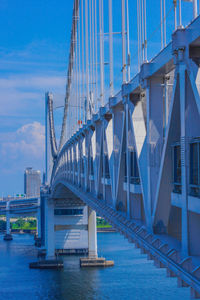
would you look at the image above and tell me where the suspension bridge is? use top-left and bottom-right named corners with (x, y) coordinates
top-left (3, 0), bottom-right (200, 297)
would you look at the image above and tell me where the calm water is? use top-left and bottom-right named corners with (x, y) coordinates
top-left (0, 233), bottom-right (190, 300)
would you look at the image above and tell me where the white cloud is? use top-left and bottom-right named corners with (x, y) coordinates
top-left (0, 41), bottom-right (67, 119)
top-left (0, 40), bottom-right (67, 195)
top-left (0, 122), bottom-right (45, 174)
top-left (0, 75), bottom-right (66, 90)
top-left (0, 74), bottom-right (65, 117)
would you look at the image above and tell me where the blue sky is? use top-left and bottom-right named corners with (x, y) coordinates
top-left (0, 0), bottom-right (73, 196)
top-left (0, 0), bottom-right (194, 196)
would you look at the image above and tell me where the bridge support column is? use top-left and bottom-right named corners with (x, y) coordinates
top-left (4, 208), bottom-right (13, 241)
top-left (80, 207), bottom-right (114, 267)
top-left (45, 199), bottom-right (55, 259)
top-left (6, 211), bottom-right (10, 235)
top-left (35, 201), bottom-right (42, 247)
top-left (37, 207), bottom-right (41, 239)
top-left (88, 208), bottom-right (97, 258)
top-left (29, 194), bottom-right (63, 269)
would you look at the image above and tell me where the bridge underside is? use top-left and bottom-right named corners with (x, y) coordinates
top-left (50, 177), bottom-right (200, 296)
top-left (42, 183), bottom-right (98, 258)
top-left (51, 183), bottom-right (88, 254)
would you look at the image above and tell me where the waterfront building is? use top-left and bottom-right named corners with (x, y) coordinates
top-left (24, 168), bottom-right (41, 197)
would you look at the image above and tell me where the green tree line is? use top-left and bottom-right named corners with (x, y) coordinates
top-left (0, 217), bottom-right (110, 231)
top-left (96, 217), bottom-right (112, 228)
top-left (0, 218), bottom-right (36, 231)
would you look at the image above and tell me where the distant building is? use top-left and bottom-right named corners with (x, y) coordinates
top-left (24, 167), bottom-right (41, 197)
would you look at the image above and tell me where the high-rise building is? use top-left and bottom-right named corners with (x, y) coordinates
top-left (24, 167), bottom-right (41, 197)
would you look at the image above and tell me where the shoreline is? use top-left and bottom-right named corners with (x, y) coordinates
top-left (97, 227), bottom-right (116, 233)
top-left (0, 227), bottom-right (116, 235)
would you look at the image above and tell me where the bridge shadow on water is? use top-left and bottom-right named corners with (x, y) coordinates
top-left (0, 233), bottom-right (190, 300)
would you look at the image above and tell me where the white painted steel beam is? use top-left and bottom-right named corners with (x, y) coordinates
top-left (179, 62), bottom-right (189, 256)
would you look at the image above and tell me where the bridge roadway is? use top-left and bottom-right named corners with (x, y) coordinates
top-left (0, 197), bottom-right (39, 213)
top-left (0, 197), bottom-right (41, 240)
top-left (44, 10), bottom-right (200, 299)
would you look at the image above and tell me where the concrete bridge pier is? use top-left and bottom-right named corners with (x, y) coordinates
top-left (45, 198), bottom-right (55, 260)
top-left (88, 208), bottom-right (97, 258)
top-left (80, 207), bottom-right (114, 267)
top-left (36, 200), bottom-right (41, 239)
top-left (4, 203), bottom-right (13, 241)
top-left (35, 200), bottom-right (42, 247)
top-left (30, 197), bottom-right (63, 269)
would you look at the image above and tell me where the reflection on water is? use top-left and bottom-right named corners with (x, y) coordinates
top-left (0, 233), bottom-right (190, 300)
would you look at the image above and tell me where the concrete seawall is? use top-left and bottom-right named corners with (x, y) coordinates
top-left (97, 227), bottom-right (116, 233)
